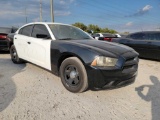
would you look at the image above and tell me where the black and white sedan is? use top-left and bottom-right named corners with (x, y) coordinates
top-left (8, 22), bottom-right (139, 93)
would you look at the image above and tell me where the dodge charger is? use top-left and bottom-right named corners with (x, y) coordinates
top-left (8, 22), bottom-right (139, 93)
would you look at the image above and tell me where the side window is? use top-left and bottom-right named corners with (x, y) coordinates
top-left (21, 25), bottom-right (33, 36)
top-left (146, 33), bottom-right (160, 41)
top-left (95, 34), bottom-right (100, 37)
top-left (31, 24), bottom-right (50, 38)
top-left (130, 33), bottom-right (145, 40)
top-left (155, 33), bottom-right (160, 41)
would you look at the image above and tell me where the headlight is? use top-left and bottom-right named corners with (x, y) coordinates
top-left (91, 56), bottom-right (118, 67)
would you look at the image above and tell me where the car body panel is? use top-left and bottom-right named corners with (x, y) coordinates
top-left (112, 31), bottom-right (160, 60)
top-left (50, 39), bottom-right (139, 88)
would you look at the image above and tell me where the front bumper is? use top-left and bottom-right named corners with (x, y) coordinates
top-left (86, 63), bottom-right (138, 89)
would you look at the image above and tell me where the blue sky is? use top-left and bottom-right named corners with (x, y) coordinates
top-left (0, 0), bottom-right (160, 33)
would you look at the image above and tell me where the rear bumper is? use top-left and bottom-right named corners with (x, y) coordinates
top-left (86, 64), bottom-right (138, 89)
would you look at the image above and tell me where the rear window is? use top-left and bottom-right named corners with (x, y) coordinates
top-left (0, 28), bottom-right (11, 34)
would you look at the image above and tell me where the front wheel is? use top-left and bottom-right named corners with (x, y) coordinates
top-left (10, 45), bottom-right (24, 64)
top-left (60, 57), bottom-right (88, 93)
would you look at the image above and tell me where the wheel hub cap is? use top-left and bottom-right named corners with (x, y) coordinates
top-left (13, 52), bottom-right (16, 57)
top-left (70, 71), bottom-right (77, 79)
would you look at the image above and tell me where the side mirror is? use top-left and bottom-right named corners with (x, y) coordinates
top-left (36, 34), bottom-right (51, 39)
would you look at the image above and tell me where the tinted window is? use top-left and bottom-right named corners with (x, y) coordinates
top-left (92, 34), bottom-right (100, 37)
top-left (11, 28), bottom-right (18, 33)
top-left (32, 24), bottom-right (50, 38)
top-left (95, 34), bottom-right (100, 37)
top-left (130, 33), bottom-right (145, 40)
top-left (21, 25), bottom-right (33, 36)
top-left (146, 33), bottom-right (160, 41)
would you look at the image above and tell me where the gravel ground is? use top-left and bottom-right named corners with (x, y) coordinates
top-left (0, 53), bottom-right (160, 120)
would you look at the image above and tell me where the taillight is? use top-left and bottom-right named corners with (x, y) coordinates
top-left (0, 35), bottom-right (7, 39)
top-left (104, 37), bottom-right (112, 42)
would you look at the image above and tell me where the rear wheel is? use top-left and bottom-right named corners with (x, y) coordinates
top-left (60, 57), bottom-right (88, 93)
top-left (10, 45), bottom-right (24, 64)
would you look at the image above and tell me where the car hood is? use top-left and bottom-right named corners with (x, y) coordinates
top-left (67, 40), bottom-right (135, 56)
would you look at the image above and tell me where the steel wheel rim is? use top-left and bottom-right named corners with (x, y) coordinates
top-left (64, 65), bottom-right (80, 86)
top-left (11, 48), bottom-right (17, 60)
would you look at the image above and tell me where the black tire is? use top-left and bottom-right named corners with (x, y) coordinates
top-left (60, 57), bottom-right (88, 93)
top-left (10, 45), bottom-right (24, 64)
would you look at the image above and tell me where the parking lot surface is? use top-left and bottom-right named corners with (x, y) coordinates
top-left (0, 53), bottom-right (160, 120)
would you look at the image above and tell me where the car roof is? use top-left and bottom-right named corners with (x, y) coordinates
top-left (130, 31), bottom-right (160, 35)
top-left (20, 22), bottom-right (72, 28)
top-left (18, 22), bottom-right (75, 32)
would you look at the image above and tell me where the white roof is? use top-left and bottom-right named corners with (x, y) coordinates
top-left (18, 22), bottom-right (73, 30)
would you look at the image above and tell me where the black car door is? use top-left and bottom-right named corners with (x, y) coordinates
top-left (145, 33), bottom-right (160, 60)
top-left (119, 33), bottom-right (151, 58)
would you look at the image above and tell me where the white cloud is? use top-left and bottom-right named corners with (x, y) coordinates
top-left (59, 0), bottom-right (75, 5)
top-left (142, 5), bottom-right (152, 12)
top-left (125, 22), bottom-right (133, 27)
top-left (55, 11), bottom-right (71, 16)
top-left (125, 5), bottom-right (152, 17)
top-left (59, 0), bottom-right (66, 5)
top-left (33, 17), bottom-right (39, 22)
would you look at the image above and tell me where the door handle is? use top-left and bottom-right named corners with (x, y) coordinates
top-left (15, 37), bottom-right (17, 39)
top-left (147, 42), bottom-right (151, 44)
top-left (27, 42), bottom-right (31, 44)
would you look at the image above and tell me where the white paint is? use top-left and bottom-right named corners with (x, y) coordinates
top-left (14, 22), bottom-right (57, 71)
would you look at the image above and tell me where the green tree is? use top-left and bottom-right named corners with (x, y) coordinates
top-left (108, 29), bottom-right (117, 34)
top-left (87, 24), bottom-right (101, 33)
top-left (72, 22), bottom-right (87, 31)
top-left (72, 22), bottom-right (118, 34)
top-left (100, 28), bottom-right (109, 33)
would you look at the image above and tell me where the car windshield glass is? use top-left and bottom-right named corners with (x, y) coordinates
top-left (102, 33), bottom-right (115, 37)
top-left (48, 24), bottom-right (93, 40)
top-left (0, 28), bottom-right (11, 33)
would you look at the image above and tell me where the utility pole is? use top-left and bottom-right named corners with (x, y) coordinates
top-left (40, 0), bottom-right (42, 22)
top-left (25, 7), bottom-right (28, 23)
top-left (50, 0), bottom-right (54, 22)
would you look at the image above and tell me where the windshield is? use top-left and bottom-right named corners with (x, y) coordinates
top-left (48, 24), bottom-right (93, 40)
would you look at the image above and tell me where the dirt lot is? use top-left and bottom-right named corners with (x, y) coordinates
top-left (0, 53), bottom-right (160, 120)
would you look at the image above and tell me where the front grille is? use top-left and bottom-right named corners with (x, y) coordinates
top-left (123, 57), bottom-right (138, 69)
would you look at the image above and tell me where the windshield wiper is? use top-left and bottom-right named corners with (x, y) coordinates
top-left (82, 38), bottom-right (91, 39)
